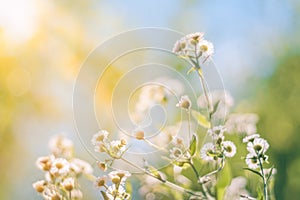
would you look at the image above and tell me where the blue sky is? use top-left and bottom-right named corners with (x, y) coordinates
top-left (96, 0), bottom-right (294, 98)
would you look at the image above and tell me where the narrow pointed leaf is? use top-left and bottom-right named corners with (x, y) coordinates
top-left (243, 167), bottom-right (263, 178)
top-left (149, 166), bottom-right (165, 182)
top-left (266, 166), bottom-right (275, 183)
top-left (192, 110), bottom-right (210, 128)
top-left (187, 67), bottom-right (196, 75)
top-left (189, 134), bottom-right (197, 156)
top-left (212, 100), bottom-right (221, 115)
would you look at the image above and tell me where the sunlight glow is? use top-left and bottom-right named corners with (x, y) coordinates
top-left (0, 0), bottom-right (38, 43)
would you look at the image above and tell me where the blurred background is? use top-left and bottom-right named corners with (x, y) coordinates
top-left (0, 0), bottom-right (299, 199)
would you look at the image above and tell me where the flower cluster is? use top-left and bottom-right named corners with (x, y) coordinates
top-left (33, 32), bottom-right (276, 200)
top-left (33, 135), bottom-right (93, 200)
top-left (169, 137), bottom-right (191, 164)
top-left (94, 170), bottom-right (131, 200)
top-left (200, 126), bottom-right (237, 161)
top-left (91, 130), bottom-right (127, 159)
top-left (172, 32), bottom-right (214, 63)
top-left (244, 134), bottom-right (269, 169)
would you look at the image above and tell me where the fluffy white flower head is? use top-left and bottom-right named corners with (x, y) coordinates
top-left (176, 95), bottom-right (192, 110)
top-left (200, 143), bottom-right (215, 161)
top-left (243, 134), bottom-right (260, 143)
top-left (247, 137), bottom-right (269, 155)
top-left (50, 158), bottom-right (70, 176)
top-left (222, 141), bottom-right (237, 158)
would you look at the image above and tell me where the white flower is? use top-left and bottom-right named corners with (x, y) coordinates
top-left (247, 137), bottom-right (269, 155)
top-left (186, 32), bottom-right (204, 44)
top-left (200, 143), bottom-right (215, 161)
top-left (222, 141), bottom-right (236, 158)
top-left (62, 177), bottom-right (75, 191)
top-left (225, 113), bottom-right (259, 135)
top-left (43, 188), bottom-right (62, 200)
top-left (91, 130), bottom-right (109, 145)
top-left (172, 32), bottom-right (205, 57)
top-left (50, 158), bottom-right (70, 176)
top-left (70, 158), bottom-right (93, 175)
top-left (36, 155), bottom-right (55, 171)
top-left (243, 134), bottom-right (260, 143)
top-left (176, 95), bottom-right (192, 110)
top-left (94, 176), bottom-right (107, 188)
top-left (245, 153), bottom-right (259, 169)
top-left (169, 147), bottom-right (184, 160)
top-left (49, 135), bottom-right (74, 158)
top-left (109, 170), bottom-right (131, 185)
top-left (106, 185), bottom-right (130, 200)
top-left (207, 125), bottom-right (226, 138)
top-left (198, 39), bottom-right (214, 58)
top-left (32, 180), bottom-right (47, 193)
top-left (109, 140), bottom-right (127, 158)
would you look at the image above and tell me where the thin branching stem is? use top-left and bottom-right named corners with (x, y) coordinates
top-left (143, 139), bottom-right (168, 152)
top-left (120, 157), bottom-right (203, 197)
top-left (257, 152), bottom-right (268, 200)
top-left (187, 109), bottom-right (192, 141)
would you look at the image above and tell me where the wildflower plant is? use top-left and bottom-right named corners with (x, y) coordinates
top-left (34, 30), bottom-right (276, 199)
top-left (33, 135), bottom-right (93, 200)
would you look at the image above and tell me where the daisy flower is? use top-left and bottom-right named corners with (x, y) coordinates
top-left (200, 143), bottom-right (215, 161)
top-left (91, 130), bottom-right (109, 145)
top-left (222, 141), bottom-right (237, 158)
top-left (176, 95), bottom-right (192, 110)
top-left (243, 134), bottom-right (260, 143)
top-left (50, 158), bottom-right (70, 176)
top-left (247, 137), bottom-right (269, 155)
top-left (94, 176), bottom-right (107, 188)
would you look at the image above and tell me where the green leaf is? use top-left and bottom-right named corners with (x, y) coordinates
top-left (149, 166), bottom-right (165, 182)
top-left (192, 110), bottom-right (210, 128)
top-left (187, 67), bottom-right (197, 75)
top-left (243, 168), bottom-right (263, 178)
top-left (266, 166), bottom-right (275, 183)
top-left (211, 100), bottom-right (221, 116)
top-left (216, 161), bottom-right (232, 200)
top-left (189, 134), bottom-right (197, 156)
top-left (256, 186), bottom-right (264, 200)
top-left (174, 161), bottom-right (187, 167)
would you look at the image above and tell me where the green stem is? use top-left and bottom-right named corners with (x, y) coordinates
top-left (120, 158), bottom-right (202, 197)
top-left (188, 160), bottom-right (200, 180)
top-left (187, 109), bottom-right (192, 141)
top-left (143, 139), bottom-right (168, 152)
top-left (258, 154), bottom-right (268, 200)
top-left (196, 69), bottom-right (213, 119)
top-left (201, 157), bottom-right (225, 179)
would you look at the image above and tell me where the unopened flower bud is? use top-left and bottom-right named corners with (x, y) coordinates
top-left (135, 130), bottom-right (144, 140)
